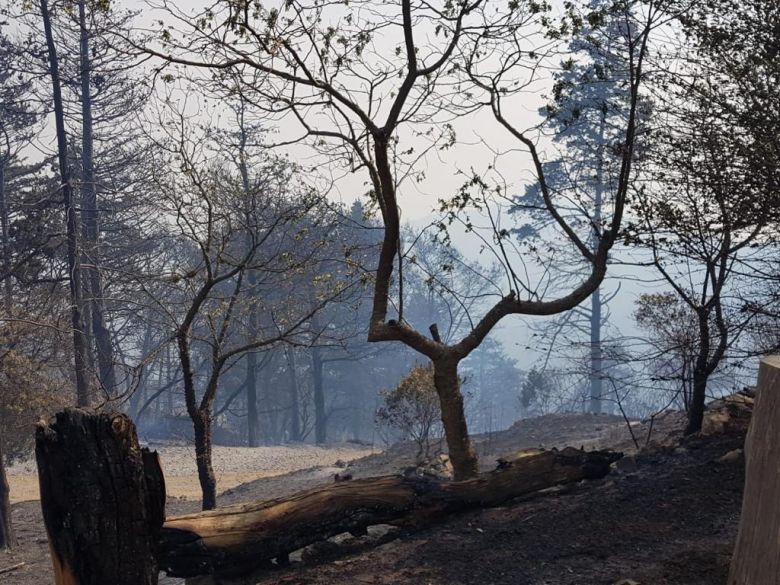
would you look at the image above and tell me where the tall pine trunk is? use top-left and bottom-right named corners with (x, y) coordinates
top-left (286, 347), bottom-right (301, 441)
top-left (312, 346), bottom-right (326, 444)
top-left (246, 349), bottom-right (259, 446)
top-left (589, 106), bottom-right (607, 415)
top-left (41, 0), bottom-right (91, 406)
top-left (589, 286), bottom-right (603, 414)
top-left (0, 162), bottom-right (11, 310)
top-left (78, 0), bottom-right (116, 396)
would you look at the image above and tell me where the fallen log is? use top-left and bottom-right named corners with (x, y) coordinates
top-left (160, 447), bottom-right (621, 578)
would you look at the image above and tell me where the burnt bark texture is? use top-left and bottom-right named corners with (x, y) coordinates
top-left (35, 409), bottom-right (165, 585)
top-left (159, 447), bottom-right (620, 579)
top-left (728, 356), bottom-right (780, 585)
top-left (0, 432), bottom-right (15, 549)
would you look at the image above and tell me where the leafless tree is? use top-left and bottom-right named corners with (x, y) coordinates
top-left (134, 0), bottom-right (664, 478)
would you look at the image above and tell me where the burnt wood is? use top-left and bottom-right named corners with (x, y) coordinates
top-left (36, 409), bottom-right (165, 585)
top-left (160, 447), bottom-right (620, 578)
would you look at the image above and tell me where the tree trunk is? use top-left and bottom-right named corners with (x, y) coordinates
top-left (0, 161), bottom-right (12, 311)
top-left (40, 0), bottom-right (91, 406)
top-left (193, 411), bottom-right (217, 511)
top-left (589, 285), bottom-right (603, 414)
top-left (432, 357), bottom-right (478, 480)
top-left (159, 446), bottom-right (620, 579)
top-left (237, 112), bottom-right (259, 447)
top-left (286, 346), bottom-right (301, 442)
top-left (728, 356), bottom-right (780, 585)
top-left (312, 346), bottom-right (326, 444)
top-left (685, 374), bottom-right (708, 435)
top-left (35, 409), bottom-right (165, 585)
top-left (0, 432), bottom-right (15, 550)
top-left (685, 311), bottom-right (711, 435)
top-left (589, 104), bottom-right (606, 415)
top-left (246, 350), bottom-right (259, 447)
top-left (129, 316), bottom-right (155, 418)
top-left (78, 0), bottom-right (116, 396)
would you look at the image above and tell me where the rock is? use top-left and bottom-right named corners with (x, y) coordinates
top-left (702, 392), bottom-right (754, 436)
top-left (614, 455), bottom-right (637, 472)
top-left (614, 580), bottom-right (641, 585)
top-left (718, 449), bottom-right (744, 464)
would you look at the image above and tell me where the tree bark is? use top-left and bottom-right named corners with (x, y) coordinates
top-left (685, 311), bottom-right (711, 435)
top-left (685, 374), bottom-right (708, 435)
top-left (286, 346), bottom-right (301, 442)
top-left (193, 411), bottom-right (217, 511)
top-left (0, 162), bottom-right (12, 311)
top-left (589, 102), bottom-right (607, 416)
top-left (589, 285), bottom-right (603, 414)
top-left (35, 409), bottom-right (165, 585)
top-left (0, 432), bottom-right (15, 550)
top-left (237, 106), bottom-right (260, 448)
top-left (159, 446), bottom-right (620, 579)
top-left (312, 346), bottom-right (326, 444)
top-left (432, 357), bottom-right (478, 480)
top-left (40, 0), bottom-right (91, 406)
top-left (728, 356), bottom-right (780, 585)
top-left (78, 0), bottom-right (116, 396)
top-left (246, 350), bottom-right (259, 447)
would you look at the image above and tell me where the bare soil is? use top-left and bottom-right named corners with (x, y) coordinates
top-left (0, 404), bottom-right (748, 585)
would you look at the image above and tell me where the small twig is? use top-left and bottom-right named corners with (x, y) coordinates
top-left (609, 378), bottom-right (639, 450)
top-left (0, 562), bottom-right (26, 575)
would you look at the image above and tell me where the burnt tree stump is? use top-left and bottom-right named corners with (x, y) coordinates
top-left (35, 409), bottom-right (165, 585)
top-left (729, 356), bottom-right (780, 585)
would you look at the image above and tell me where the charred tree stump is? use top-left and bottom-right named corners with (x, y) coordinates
top-left (729, 356), bottom-right (780, 585)
top-left (160, 447), bottom-right (620, 578)
top-left (35, 409), bottom-right (165, 585)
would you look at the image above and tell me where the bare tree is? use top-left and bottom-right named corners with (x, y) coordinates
top-left (142, 92), bottom-right (349, 508)
top-left (137, 0), bottom-right (661, 478)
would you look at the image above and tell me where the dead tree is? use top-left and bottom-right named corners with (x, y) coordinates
top-left (35, 409), bottom-right (165, 585)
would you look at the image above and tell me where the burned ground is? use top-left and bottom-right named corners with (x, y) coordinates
top-left (0, 403), bottom-right (747, 585)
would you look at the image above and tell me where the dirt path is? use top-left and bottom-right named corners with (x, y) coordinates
top-left (6, 442), bottom-right (375, 502)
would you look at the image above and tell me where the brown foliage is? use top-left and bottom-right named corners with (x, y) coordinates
top-left (376, 364), bottom-right (443, 462)
top-left (0, 347), bottom-right (68, 462)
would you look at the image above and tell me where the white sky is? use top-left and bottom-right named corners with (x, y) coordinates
top-left (18, 0), bottom-right (676, 375)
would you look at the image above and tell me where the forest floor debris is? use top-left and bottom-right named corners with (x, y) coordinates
top-left (2, 394), bottom-right (750, 584)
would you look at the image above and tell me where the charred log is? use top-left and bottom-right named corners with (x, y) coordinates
top-left (160, 447), bottom-right (620, 578)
